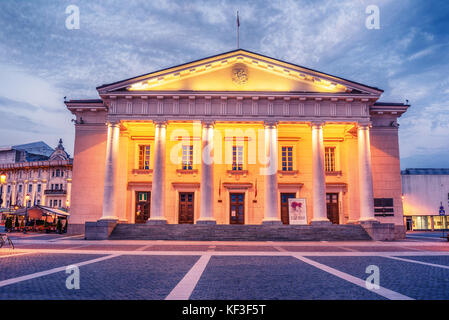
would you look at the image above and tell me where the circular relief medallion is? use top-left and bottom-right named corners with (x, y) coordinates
top-left (232, 64), bottom-right (248, 85)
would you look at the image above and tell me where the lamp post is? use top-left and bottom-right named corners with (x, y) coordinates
top-left (0, 172), bottom-right (6, 208)
top-left (23, 194), bottom-right (30, 234)
top-left (66, 199), bottom-right (70, 211)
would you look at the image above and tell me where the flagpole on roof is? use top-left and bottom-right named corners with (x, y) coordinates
top-left (237, 11), bottom-right (240, 49)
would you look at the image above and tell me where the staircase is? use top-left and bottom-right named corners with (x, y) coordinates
top-left (109, 224), bottom-right (372, 241)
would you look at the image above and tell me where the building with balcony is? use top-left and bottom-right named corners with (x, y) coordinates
top-left (0, 139), bottom-right (73, 211)
top-left (65, 49), bottom-right (409, 238)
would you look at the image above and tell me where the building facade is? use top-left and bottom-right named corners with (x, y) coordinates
top-left (402, 168), bottom-right (449, 231)
top-left (0, 139), bottom-right (73, 210)
top-left (65, 50), bottom-right (408, 236)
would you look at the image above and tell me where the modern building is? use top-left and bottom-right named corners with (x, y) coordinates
top-left (0, 139), bottom-right (73, 211)
top-left (0, 141), bottom-right (54, 165)
top-left (65, 49), bottom-right (409, 237)
top-left (402, 168), bottom-right (449, 231)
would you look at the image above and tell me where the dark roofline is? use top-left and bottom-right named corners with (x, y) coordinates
top-left (66, 99), bottom-right (103, 104)
top-left (401, 168), bottom-right (449, 175)
top-left (374, 102), bottom-right (410, 107)
top-left (96, 48), bottom-right (384, 93)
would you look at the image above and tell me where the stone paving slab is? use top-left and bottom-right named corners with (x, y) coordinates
top-left (0, 255), bottom-right (199, 300)
top-left (190, 256), bottom-right (383, 300)
top-left (344, 246), bottom-right (419, 252)
top-left (281, 246), bottom-right (348, 252)
top-left (0, 253), bottom-right (106, 282)
top-left (13, 244), bottom-right (79, 250)
top-left (399, 255), bottom-right (449, 266)
top-left (214, 245), bottom-right (279, 252)
top-left (146, 245), bottom-right (211, 251)
top-left (307, 256), bottom-right (449, 300)
top-left (73, 244), bottom-right (143, 251)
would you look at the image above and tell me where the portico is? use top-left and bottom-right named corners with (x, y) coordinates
top-left (65, 49), bottom-right (408, 238)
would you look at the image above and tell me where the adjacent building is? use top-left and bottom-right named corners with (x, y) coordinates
top-left (65, 49), bottom-right (409, 237)
top-left (0, 139), bottom-right (73, 211)
top-left (402, 168), bottom-right (449, 231)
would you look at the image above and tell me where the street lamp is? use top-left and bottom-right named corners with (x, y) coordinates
top-left (0, 172), bottom-right (6, 208)
top-left (24, 194), bottom-right (30, 234)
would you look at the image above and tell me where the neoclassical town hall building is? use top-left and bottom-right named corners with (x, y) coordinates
top-left (65, 50), bottom-right (408, 237)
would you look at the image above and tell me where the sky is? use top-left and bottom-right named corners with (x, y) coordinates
top-left (0, 0), bottom-right (448, 169)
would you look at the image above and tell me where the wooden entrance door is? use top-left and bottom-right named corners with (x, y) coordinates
top-left (135, 191), bottom-right (150, 223)
top-left (326, 193), bottom-right (339, 224)
top-left (179, 192), bottom-right (194, 224)
top-left (230, 193), bottom-right (245, 224)
top-left (280, 193), bottom-right (296, 225)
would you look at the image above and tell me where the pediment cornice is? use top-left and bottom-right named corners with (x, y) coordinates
top-left (97, 49), bottom-right (383, 96)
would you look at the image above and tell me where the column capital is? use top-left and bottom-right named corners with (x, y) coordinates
top-left (106, 121), bottom-right (120, 127)
top-left (264, 120), bottom-right (278, 128)
top-left (357, 122), bottom-right (372, 130)
top-left (310, 121), bottom-right (325, 129)
top-left (153, 120), bottom-right (167, 128)
top-left (202, 120), bottom-right (215, 128)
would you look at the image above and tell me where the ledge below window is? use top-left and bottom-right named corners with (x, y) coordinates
top-left (325, 171), bottom-right (342, 176)
top-left (176, 169), bottom-right (198, 175)
top-left (132, 169), bottom-right (153, 175)
top-left (227, 170), bottom-right (248, 176)
top-left (278, 170), bottom-right (299, 176)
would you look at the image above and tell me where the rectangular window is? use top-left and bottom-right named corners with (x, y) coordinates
top-left (59, 200), bottom-right (62, 207)
top-left (18, 185), bottom-right (22, 193)
top-left (37, 199), bottom-right (40, 205)
top-left (28, 184), bottom-right (32, 193)
top-left (37, 184), bottom-right (41, 193)
top-left (182, 145), bottom-right (193, 170)
top-left (325, 147), bottom-right (336, 172)
top-left (7, 185), bottom-right (11, 193)
top-left (50, 200), bottom-right (52, 207)
top-left (281, 146), bottom-right (293, 171)
top-left (232, 146), bottom-right (243, 171)
top-left (138, 145), bottom-right (151, 170)
top-left (374, 198), bottom-right (394, 216)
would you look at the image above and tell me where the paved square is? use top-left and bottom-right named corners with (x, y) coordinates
top-left (1, 232), bottom-right (449, 300)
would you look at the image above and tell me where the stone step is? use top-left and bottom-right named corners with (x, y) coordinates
top-left (109, 224), bottom-right (372, 241)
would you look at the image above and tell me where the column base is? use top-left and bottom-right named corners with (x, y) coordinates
top-left (359, 218), bottom-right (378, 224)
top-left (146, 219), bottom-right (167, 225)
top-left (98, 217), bottom-right (119, 222)
top-left (262, 219), bottom-right (282, 225)
top-left (196, 219), bottom-right (217, 225)
top-left (310, 220), bottom-right (332, 226)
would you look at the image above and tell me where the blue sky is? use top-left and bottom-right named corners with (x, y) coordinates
top-left (0, 0), bottom-right (448, 168)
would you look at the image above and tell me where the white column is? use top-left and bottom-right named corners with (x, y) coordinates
top-left (99, 121), bottom-right (120, 221)
top-left (0, 184), bottom-right (5, 208)
top-left (66, 178), bottom-right (72, 210)
top-left (148, 121), bottom-right (167, 224)
top-left (197, 121), bottom-right (216, 224)
top-left (263, 122), bottom-right (282, 224)
top-left (358, 123), bottom-right (376, 222)
top-left (311, 122), bottom-right (330, 224)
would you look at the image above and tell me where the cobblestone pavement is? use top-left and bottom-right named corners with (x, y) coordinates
top-left (1, 232), bottom-right (449, 300)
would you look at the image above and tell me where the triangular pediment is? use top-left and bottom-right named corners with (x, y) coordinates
top-left (97, 49), bottom-right (382, 95)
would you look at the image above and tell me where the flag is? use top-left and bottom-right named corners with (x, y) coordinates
top-left (237, 11), bottom-right (240, 27)
top-left (218, 178), bottom-right (221, 197)
top-left (254, 178), bottom-right (257, 198)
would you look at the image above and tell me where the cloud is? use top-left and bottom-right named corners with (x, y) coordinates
top-left (0, 0), bottom-right (448, 167)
